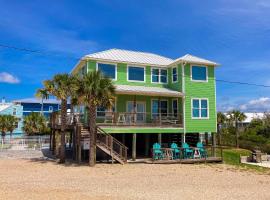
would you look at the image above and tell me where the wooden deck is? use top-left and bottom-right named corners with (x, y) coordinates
top-left (145, 157), bottom-right (223, 164)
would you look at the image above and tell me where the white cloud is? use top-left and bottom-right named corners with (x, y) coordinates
top-left (239, 97), bottom-right (270, 112)
top-left (0, 72), bottom-right (20, 84)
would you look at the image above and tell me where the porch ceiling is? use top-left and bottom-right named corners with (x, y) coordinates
top-left (115, 85), bottom-right (184, 97)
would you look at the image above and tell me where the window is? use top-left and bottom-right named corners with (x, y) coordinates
top-left (128, 66), bottom-right (145, 82)
top-left (172, 67), bottom-right (178, 82)
top-left (151, 99), bottom-right (168, 118)
top-left (151, 68), bottom-right (168, 83)
top-left (49, 106), bottom-right (53, 112)
top-left (13, 108), bottom-right (16, 115)
top-left (96, 101), bottom-right (116, 118)
top-left (191, 66), bottom-right (207, 82)
top-left (172, 99), bottom-right (178, 117)
top-left (192, 98), bottom-right (208, 118)
top-left (97, 63), bottom-right (117, 80)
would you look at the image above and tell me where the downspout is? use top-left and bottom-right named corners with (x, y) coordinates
top-left (182, 62), bottom-right (186, 143)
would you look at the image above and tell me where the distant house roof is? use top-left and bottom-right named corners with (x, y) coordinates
top-left (242, 112), bottom-right (264, 123)
top-left (13, 98), bottom-right (61, 104)
top-left (115, 85), bottom-right (183, 97)
top-left (83, 49), bottom-right (174, 67)
top-left (0, 103), bottom-right (12, 112)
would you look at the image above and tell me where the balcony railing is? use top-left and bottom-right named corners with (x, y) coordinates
top-left (50, 111), bottom-right (183, 128)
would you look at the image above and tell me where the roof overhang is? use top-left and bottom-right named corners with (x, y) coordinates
top-left (115, 85), bottom-right (184, 97)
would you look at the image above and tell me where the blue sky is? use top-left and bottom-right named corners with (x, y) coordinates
top-left (1, 0), bottom-right (270, 112)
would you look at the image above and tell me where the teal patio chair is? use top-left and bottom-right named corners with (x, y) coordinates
top-left (152, 143), bottom-right (163, 160)
top-left (170, 143), bottom-right (180, 159)
top-left (182, 143), bottom-right (193, 159)
top-left (197, 142), bottom-right (207, 158)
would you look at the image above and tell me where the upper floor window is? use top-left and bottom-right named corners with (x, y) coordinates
top-left (151, 68), bottom-right (167, 83)
top-left (97, 63), bottom-right (117, 80)
top-left (13, 108), bottom-right (16, 115)
top-left (128, 66), bottom-right (145, 82)
top-left (192, 98), bottom-right (208, 119)
top-left (191, 66), bottom-right (207, 82)
top-left (172, 67), bottom-right (178, 82)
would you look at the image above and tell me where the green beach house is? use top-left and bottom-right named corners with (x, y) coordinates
top-left (70, 49), bottom-right (219, 160)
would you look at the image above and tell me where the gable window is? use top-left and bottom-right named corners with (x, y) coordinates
top-left (128, 66), bottom-right (145, 82)
top-left (151, 99), bottom-right (168, 118)
top-left (97, 63), bottom-right (117, 80)
top-left (172, 67), bottom-right (178, 82)
top-left (191, 66), bottom-right (207, 82)
top-left (192, 98), bottom-right (208, 119)
top-left (151, 68), bottom-right (168, 83)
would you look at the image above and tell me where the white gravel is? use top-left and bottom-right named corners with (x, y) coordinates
top-left (0, 159), bottom-right (269, 200)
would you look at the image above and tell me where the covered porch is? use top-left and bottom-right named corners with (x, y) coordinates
top-left (95, 84), bottom-right (184, 129)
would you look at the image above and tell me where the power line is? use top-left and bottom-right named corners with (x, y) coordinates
top-left (1, 43), bottom-right (270, 88)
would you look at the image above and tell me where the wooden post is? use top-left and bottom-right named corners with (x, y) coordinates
top-left (77, 125), bottom-right (81, 163)
top-left (181, 133), bottom-right (185, 144)
top-left (158, 97), bottom-right (161, 126)
top-left (122, 134), bottom-right (125, 144)
top-left (132, 133), bottom-right (137, 161)
top-left (72, 127), bottom-right (76, 160)
top-left (205, 132), bottom-right (209, 145)
top-left (212, 132), bottom-right (216, 157)
top-left (52, 130), bottom-right (56, 155)
top-left (49, 130), bottom-right (52, 151)
top-left (158, 133), bottom-right (162, 144)
top-left (145, 134), bottom-right (150, 156)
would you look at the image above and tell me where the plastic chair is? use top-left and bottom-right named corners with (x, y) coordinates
top-left (153, 143), bottom-right (163, 160)
top-left (170, 143), bottom-right (180, 159)
top-left (197, 142), bottom-right (207, 158)
top-left (182, 143), bottom-right (193, 159)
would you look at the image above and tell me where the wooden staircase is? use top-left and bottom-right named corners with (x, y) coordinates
top-left (79, 125), bottom-right (128, 164)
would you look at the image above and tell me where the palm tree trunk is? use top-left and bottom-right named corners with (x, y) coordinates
top-left (59, 99), bottom-right (67, 163)
top-left (88, 101), bottom-right (97, 167)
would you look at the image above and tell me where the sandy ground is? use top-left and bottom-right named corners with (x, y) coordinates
top-left (0, 159), bottom-right (270, 200)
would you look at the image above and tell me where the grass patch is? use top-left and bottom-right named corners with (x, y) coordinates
top-left (222, 147), bottom-right (270, 174)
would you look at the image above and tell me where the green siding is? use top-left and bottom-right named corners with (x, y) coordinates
top-left (184, 64), bottom-right (217, 133)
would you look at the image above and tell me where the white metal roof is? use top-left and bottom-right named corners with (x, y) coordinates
top-left (170, 54), bottom-right (219, 66)
top-left (84, 49), bottom-right (174, 67)
top-left (115, 85), bottom-right (183, 97)
top-left (242, 112), bottom-right (264, 123)
top-left (0, 103), bottom-right (12, 112)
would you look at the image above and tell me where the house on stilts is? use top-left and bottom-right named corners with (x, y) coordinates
top-left (49, 49), bottom-right (222, 164)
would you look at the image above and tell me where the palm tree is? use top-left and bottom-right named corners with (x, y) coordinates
top-left (0, 115), bottom-right (9, 142)
top-left (217, 112), bottom-right (226, 145)
top-left (36, 88), bottom-right (49, 116)
top-left (22, 112), bottom-right (47, 135)
top-left (42, 74), bottom-right (78, 163)
top-left (227, 110), bottom-right (247, 148)
top-left (6, 115), bottom-right (19, 139)
top-left (77, 71), bottom-right (115, 166)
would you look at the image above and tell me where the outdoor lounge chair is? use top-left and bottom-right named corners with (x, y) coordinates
top-left (197, 142), bottom-right (207, 158)
top-left (170, 143), bottom-right (180, 159)
top-left (153, 143), bottom-right (163, 160)
top-left (182, 143), bottom-right (193, 159)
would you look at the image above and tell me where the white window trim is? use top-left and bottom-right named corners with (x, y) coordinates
top-left (151, 99), bottom-right (169, 118)
top-left (151, 67), bottom-right (168, 84)
top-left (190, 65), bottom-right (208, 83)
top-left (172, 66), bottom-right (178, 83)
top-left (191, 98), bottom-right (209, 119)
top-left (172, 98), bottom-right (178, 115)
top-left (127, 65), bottom-right (146, 83)
top-left (96, 62), bottom-right (117, 81)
